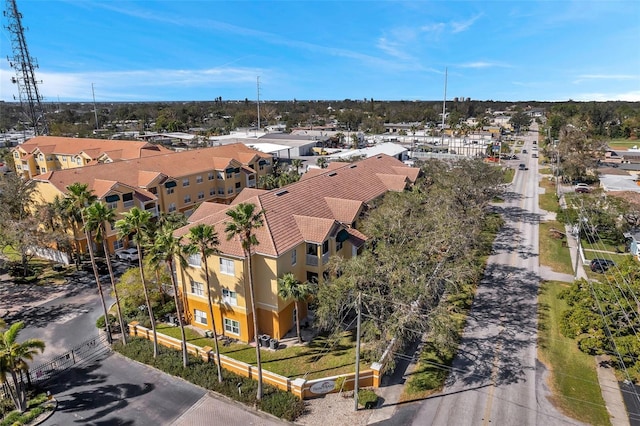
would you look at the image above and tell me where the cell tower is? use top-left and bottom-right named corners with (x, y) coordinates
top-left (3, 0), bottom-right (48, 135)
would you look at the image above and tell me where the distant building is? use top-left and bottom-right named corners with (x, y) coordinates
top-left (11, 136), bottom-right (171, 179)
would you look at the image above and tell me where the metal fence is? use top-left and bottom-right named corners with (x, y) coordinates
top-left (29, 334), bottom-right (111, 387)
top-left (1, 333), bottom-right (111, 399)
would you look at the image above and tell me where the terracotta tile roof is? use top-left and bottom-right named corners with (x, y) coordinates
top-left (375, 173), bottom-right (409, 191)
top-left (324, 197), bottom-right (363, 224)
top-left (32, 144), bottom-right (271, 198)
top-left (16, 136), bottom-right (170, 161)
top-left (186, 202), bottom-right (230, 223)
top-left (91, 179), bottom-right (118, 198)
top-left (176, 154), bottom-right (419, 257)
top-left (232, 188), bottom-right (268, 204)
top-left (346, 227), bottom-right (368, 247)
top-left (293, 215), bottom-right (337, 243)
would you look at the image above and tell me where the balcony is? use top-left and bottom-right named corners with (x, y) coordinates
top-left (306, 254), bottom-right (318, 266)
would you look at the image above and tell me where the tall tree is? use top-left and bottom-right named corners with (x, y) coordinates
top-left (277, 273), bottom-right (315, 344)
top-left (225, 202), bottom-right (265, 400)
top-left (183, 224), bottom-right (223, 382)
top-left (115, 207), bottom-right (159, 356)
top-left (148, 223), bottom-right (189, 367)
top-left (0, 321), bottom-right (45, 413)
top-left (66, 183), bottom-right (112, 344)
top-left (85, 201), bottom-right (127, 345)
top-left (291, 159), bottom-right (303, 175)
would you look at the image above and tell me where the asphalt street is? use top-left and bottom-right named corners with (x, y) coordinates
top-left (41, 352), bottom-right (207, 426)
top-left (389, 127), bottom-right (586, 426)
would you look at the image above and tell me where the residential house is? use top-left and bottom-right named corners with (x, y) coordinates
top-left (11, 136), bottom-right (172, 179)
top-left (31, 143), bottom-right (273, 254)
top-left (173, 154), bottom-right (421, 344)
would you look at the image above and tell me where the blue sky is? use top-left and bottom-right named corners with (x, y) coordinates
top-left (1, 0), bottom-right (639, 103)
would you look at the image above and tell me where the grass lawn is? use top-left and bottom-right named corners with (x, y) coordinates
top-left (539, 221), bottom-right (574, 275)
top-left (155, 324), bottom-right (367, 380)
top-left (581, 239), bottom-right (625, 254)
top-left (503, 167), bottom-right (515, 184)
top-left (539, 167), bottom-right (553, 175)
top-left (538, 281), bottom-right (611, 426)
top-left (607, 139), bottom-right (640, 150)
top-left (539, 192), bottom-right (559, 213)
top-left (1, 246), bottom-right (69, 285)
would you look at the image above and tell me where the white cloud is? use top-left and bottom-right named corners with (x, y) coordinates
top-left (450, 14), bottom-right (483, 33)
top-left (572, 90), bottom-right (640, 102)
top-left (458, 61), bottom-right (511, 69)
top-left (376, 37), bottom-right (412, 61)
top-left (573, 74), bottom-right (639, 84)
top-left (0, 66), bottom-right (263, 102)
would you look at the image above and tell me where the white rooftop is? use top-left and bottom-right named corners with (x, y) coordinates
top-left (600, 174), bottom-right (640, 192)
top-left (328, 142), bottom-right (407, 160)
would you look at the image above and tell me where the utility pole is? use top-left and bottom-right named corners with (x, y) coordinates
top-left (4, 0), bottom-right (48, 135)
top-left (574, 200), bottom-right (583, 280)
top-left (92, 83), bottom-right (99, 131)
top-left (441, 67), bottom-right (448, 151)
top-left (256, 76), bottom-right (261, 138)
top-left (354, 292), bottom-right (362, 411)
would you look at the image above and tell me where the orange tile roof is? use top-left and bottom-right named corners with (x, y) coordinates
top-left (186, 202), bottom-right (230, 223)
top-left (16, 136), bottom-right (170, 161)
top-left (32, 143), bottom-right (272, 198)
top-left (175, 154), bottom-right (419, 257)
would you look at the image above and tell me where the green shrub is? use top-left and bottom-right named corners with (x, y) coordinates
top-left (259, 391), bottom-right (305, 421)
top-left (96, 314), bottom-right (117, 329)
top-left (357, 388), bottom-right (378, 409)
top-left (0, 410), bottom-right (21, 426)
top-left (113, 337), bottom-right (305, 421)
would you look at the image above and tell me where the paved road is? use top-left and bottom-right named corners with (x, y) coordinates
top-left (41, 352), bottom-right (207, 426)
top-left (394, 129), bottom-right (586, 425)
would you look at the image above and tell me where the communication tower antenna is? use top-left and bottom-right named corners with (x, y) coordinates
top-left (3, 0), bottom-right (49, 135)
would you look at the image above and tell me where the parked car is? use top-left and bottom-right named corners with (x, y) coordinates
top-left (115, 247), bottom-right (139, 262)
top-left (590, 258), bottom-right (615, 273)
top-left (518, 163), bottom-right (528, 171)
top-left (574, 183), bottom-right (591, 193)
top-left (83, 260), bottom-right (108, 274)
top-left (532, 153), bottom-right (538, 158)
top-left (522, 149), bottom-right (528, 154)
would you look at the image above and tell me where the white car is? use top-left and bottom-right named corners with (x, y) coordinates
top-left (115, 247), bottom-right (139, 262)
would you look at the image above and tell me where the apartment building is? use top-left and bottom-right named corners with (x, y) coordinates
top-left (174, 154), bottom-right (421, 344)
top-left (11, 136), bottom-right (172, 179)
top-left (32, 143), bottom-right (273, 253)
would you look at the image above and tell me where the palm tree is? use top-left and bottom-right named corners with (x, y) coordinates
top-left (115, 207), bottom-right (159, 357)
top-left (183, 224), bottom-right (223, 382)
top-left (291, 158), bottom-right (303, 175)
top-left (277, 273), bottom-right (315, 344)
top-left (0, 321), bottom-right (45, 413)
top-left (66, 183), bottom-right (112, 344)
top-left (148, 223), bottom-right (189, 367)
top-left (85, 201), bottom-right (127, 345)
top-left (225, 202), bottom-right (265, 400)
top-left (316, 157), bottom-right (328, 169)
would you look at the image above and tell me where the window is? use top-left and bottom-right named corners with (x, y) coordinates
top-left (190, 280), bottom-right (204, 296)
top-left (14, 152), bottom-right (19, 159)
top-left (306, 243), bottom-right (317, 256)
top-left (224, 318), bottom-right (240, 335)
top-left (222, 288), bottom-right (237, 306)
top-left (322, 240), bottom-right (329, 254)
top-left (208, 172), bottom-right (214, 181)
top-left (166, 187), bottom-right (174, 195)
top-left (291, 249), bottom-right (297, 265)
top-left (336, 240), bottom-right (343, 251)
top-left (62, 155), bottom-right (67, 162)
top-left (210, 187), bottom-right (215, 196)
top-left (107, 200), bottom-right (118, 209)
top-left (227, 187), bottom-right (233, 194)
top-left (194, 309), bottom-right (207, 325)
top-left (217, 171), bottom-right (223, 179)
top-left (220, 258), bottom-right (235, 275)
top-left (197, 191), bottom-right (204, 200)
top-left (168, 203), bottom-right (176, 212)
top-left (148, 187), bottom-right (157, 195)
top-left (113, 239), bottom-right (124, 251)
top-left (217, 187), bottom-right (224, 195)
top-left (38, 153), bottom-right (44, 160)
top-left (196, 175), bottom-right (203, 184)
top-left (184, 194), bottom-right (191, 204)
top-left (235, 182), bottom-right (241, 189)
top-left (183, 178), bottom-right (190, 187)
top-left (39, 167), bottom-right (46, 174)
top-left (76, 157), bottom-right (82, 165)
top-left (123, 193), bottom-right (134, 208)
top-left (188, 253), bottom-right (201, 267)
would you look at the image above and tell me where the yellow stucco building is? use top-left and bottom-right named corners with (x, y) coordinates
top-left (11, 136), bottom-right (172, 179)
top-left (32, 143), bottom-right (273, 254)
top-left (174, 154), bottom-right (420, 344)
